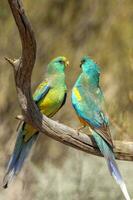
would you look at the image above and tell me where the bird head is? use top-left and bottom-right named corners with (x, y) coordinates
top-left (80, 56), bottom-right (100, 75)
top-left (47, 56), bottom-right (70, 74)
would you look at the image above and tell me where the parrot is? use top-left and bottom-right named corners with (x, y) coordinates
top-left (3, 56), bottom-right (69, 188)
top-left (71, 56), bottom-right (131, 200)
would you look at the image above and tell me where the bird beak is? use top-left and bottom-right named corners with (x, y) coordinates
top-left (66, 60), bottom-right (70, 67)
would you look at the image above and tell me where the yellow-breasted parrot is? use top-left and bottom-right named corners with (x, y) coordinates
top-left (3, 56), bottom-right (69, 188)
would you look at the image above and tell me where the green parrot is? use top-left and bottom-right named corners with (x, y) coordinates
top-left (3, 56), bottom-right (69, 188)
top-left (71, 56), bottom-right (131, 200)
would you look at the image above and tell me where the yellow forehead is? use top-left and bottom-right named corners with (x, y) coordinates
top-left (61, 56), bottom-right (67, 61)
top-left (51, 56), bottom-right (67, 63)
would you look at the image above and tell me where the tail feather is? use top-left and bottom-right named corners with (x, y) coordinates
top-left (108, 159), bottom-right (131, 200)
top-left (3, 123), bottom-right (38, 188)
top-left (119, 182), bottom-right (131, 200)
top-left (6, 126), bottom-right (24, 173)
top-left (14, 134), bottom-right (38, 174)
top-left (93, 132), bottom-right (131, 200)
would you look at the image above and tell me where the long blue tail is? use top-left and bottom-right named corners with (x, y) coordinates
top-left (93, 131), bottom-right (131, 200)
top-left (3, 123), bottom-right (38, 188)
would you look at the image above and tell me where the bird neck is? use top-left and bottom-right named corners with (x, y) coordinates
top-left (47, 63), bottom-right (64, 74)
top-left (48, 73), bottom-right (66, 88)
top-left (77, 70), bottom-right (99, 89)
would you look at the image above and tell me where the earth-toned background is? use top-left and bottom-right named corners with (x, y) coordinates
top-left (0, 0), bottom-right (133, 199)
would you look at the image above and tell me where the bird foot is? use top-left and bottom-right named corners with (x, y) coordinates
top-left (75, 125), bottom-right (85, 135)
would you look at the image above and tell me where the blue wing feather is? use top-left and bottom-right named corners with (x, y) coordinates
top-left (33, 82), bottom-right (51, 103)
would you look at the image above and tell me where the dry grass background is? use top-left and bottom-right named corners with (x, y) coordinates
top-left (0, 0), bottom-right (133, 199)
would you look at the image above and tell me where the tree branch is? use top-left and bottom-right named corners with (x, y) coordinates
top-left (7, 0), bottom-right (133, 161)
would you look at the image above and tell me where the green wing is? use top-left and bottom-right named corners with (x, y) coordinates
top-left (73, 86), bottom-right (113, 147)
top-left (33, 81), bottom-right (51, 103)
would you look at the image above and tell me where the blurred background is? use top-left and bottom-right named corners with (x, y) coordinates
top-left (0, 0), bottom-right (133, 199)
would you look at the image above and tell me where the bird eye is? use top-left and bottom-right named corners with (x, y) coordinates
top-left (80, 59), bottom-right (85, 67)
top-left (58, 60), bottom-right (64, 64)
top-left (81, 59), bottom-right (85, 64)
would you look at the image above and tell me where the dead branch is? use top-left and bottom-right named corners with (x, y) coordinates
top-left (7, 0), bottom-right (133, 161)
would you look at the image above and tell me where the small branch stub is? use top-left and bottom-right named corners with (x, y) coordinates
top-left (15, 114), bottom-right (24, 121)
top-left (5, 57), bottom-right (21, 71)
top-left (4, 57), bottom-right (15, 68)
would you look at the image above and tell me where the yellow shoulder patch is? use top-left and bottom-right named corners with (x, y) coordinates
top-left (73, 87), bottom-right (82, 101)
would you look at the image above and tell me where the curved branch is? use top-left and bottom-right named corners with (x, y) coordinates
top-left (7, 0), bottom-right (133, 161)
